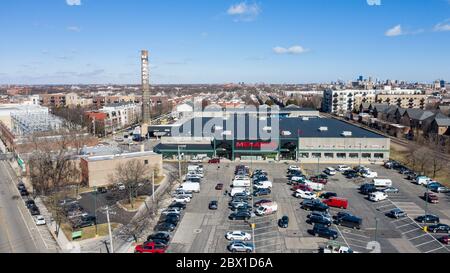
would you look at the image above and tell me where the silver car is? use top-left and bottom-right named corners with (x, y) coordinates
top-left (227, 241), bottom-right (254, 253)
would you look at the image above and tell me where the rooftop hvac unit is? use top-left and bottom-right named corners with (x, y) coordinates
top-left (281, 131), bottom-right (291, 136)
top-left (222, 130), bottom-right (232, 136)
top-left (318, 127), bottom-right (328, 132)
top-left (341, 131), bottom-right (352, 137)
top-left (302, 117), bottom-right (310, 121)
top-left (214, 125), bottom-right (223, 131)
top-left (263, 126), bottom-right (272, 131)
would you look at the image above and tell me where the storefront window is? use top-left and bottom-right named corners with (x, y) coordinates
top-left (349, 153), bottom-right (359, 158)
top-left (337, 153), bottom-right (346, 158)
top-left (324, 153), bottom-right (334, 158)
top-left (362, 153), bottom-right (371, 158)
top-left (312, 153), bottom-right (322, 158)
top-left (374, 153), bottom-right (384, 159)
top-left (299, 153), bottom-right (309, 158)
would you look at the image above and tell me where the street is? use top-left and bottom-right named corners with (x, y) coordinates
top-left (0, 159), bottom-right (56, 253)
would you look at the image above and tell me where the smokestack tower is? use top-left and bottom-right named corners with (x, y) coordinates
top-left (141, 50), bottom-right (151, 124)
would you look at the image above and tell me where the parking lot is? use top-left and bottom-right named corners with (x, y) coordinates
top-left (167, 161), bottom-right (450, 253)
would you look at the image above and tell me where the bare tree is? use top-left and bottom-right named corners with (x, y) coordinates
top-left (412, 147), bottom-right (429, 175)
top-left (113, 159), bottom-right (150, 209)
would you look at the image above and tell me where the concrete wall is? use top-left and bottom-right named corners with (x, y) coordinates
top-left (81, 153), bottom-right (163, 188)
top-left (298, 137), bottom-right (390, 164)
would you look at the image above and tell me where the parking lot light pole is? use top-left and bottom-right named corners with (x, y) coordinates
top-left (374, 217), bottom-right (379, 243)
top-left (94, 186), bottom-right (98, 236)
top-left (106, 206), bottom-right (114, 253)
top-left (152, 170), bottom-right (155, 203)
top-left (251, 223), bottom-right (256, 253)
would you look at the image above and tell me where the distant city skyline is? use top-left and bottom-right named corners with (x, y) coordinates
top-left (0, 0), bottom-right (449, 84)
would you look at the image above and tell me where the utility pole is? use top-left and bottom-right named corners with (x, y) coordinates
top-left (178, 145), bottom-right (182, 181)
top-left (106, 206), bottom-right (114, 253)
top-left (94, 186), bottom-right (98, 236)
top-left (152, 170), bottom-right (155, 203)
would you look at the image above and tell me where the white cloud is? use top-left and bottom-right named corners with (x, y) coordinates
top-left (227, 2), bottom-right (261, 22)
top-left (385, 24), bottom-right (403, 37)
top-left (67, 26), bottom-right (81, 32)
top-left (66, 0), bottom-right (81, 6)
top-left (366, 0), bottom-right (381, 6)
top-left (434, 19), bottom-right (450, 32)
top-left (273, 45), bottom-right (308, 55)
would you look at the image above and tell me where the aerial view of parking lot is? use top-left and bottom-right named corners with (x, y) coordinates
top-left (2, 1), bottom-right (450, 264)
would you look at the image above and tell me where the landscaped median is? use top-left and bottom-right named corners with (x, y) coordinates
top-left (62, 222), bottom-right (121, 241)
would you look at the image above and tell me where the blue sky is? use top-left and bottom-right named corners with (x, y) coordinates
top-left (0, 0), bottom-right (449, 84)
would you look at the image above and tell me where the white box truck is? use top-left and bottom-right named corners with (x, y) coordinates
top-left (305, 181), bottom-right (324, 191)
top-left (373, 179), bottom-right (393, 188)
top-left (230, 187), bottom-right (250, 197)
top-left (255, 202), bottom-right (278, 216)
top-left (232, 178), bottom-right (251, 188)
top-left (180, 182), bottom-right (200, 193)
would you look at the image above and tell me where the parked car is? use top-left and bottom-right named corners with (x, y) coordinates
top-left (439, 236), bottom-right (449, 245)
top-left (292, 184), bottom-right (313, 192)
top-left (360, 183), bottom-right (377, 195)
top-left (97, 187), bottom-right (107, 194)
top-left (29, 205), bottom-right (40, 216)
top-left (337, 165), bottom-right (351, 172)
top-left (134, 242), bottom-right (167, 253)
top-left (307, 211), bottom-right (332, 223)
top-left (415, 214), bottom-right (440, 224)
top-left (208, 158), bottom-right (220, 164)
top-left (209, 200), bottom-right (218, 210)
top-left (322, 197), bottom-right (348, 209)
top-left (310, 224), bottom-right (338, 240)
top-left (307, 214), bottom-right (332, 227)
top-left (225, 231), bottom-right (251, 241)
top-left (423, 192), bottom-right (439, 204)
top-left (20, 188), bottom-right (30, 196)
top-left (301, 200), bottom-right (329, 212)
top-left (253, 188), bottom-right (271, 197)
top-left (294, 190), bottom-right (317, 200)
top-left (278, 216), bottom-right (289, 228)
top-left (154, 222), bottom-right (176, 232)
top-left (254, 199), bottom-right (272, 207)
top-left (168, 202), bottom-right (187, 210)
top-left (381, 187), bottom-right (399, 194)
top-left (25, 199), bottom-right (36, 209)
top-left (17, 182), bottom-right (26, 191)
top-left (215, 183), bottom-right (224, 190)
top-left (227, 241), bottom-right (254, 253)
top-left (425, 224), bottom-right (450, 234)
top-left (387, 208), bottom-right (407, 219)
top-left (428, 183), bottom-right (450, 193)
top-left (324, 167), bottom-right (336, 176)
top-left (147, 232), bottom-right (171, 244)
top-left (318, 192), bottom-right (337, 199)
top-left (230, 204), bottom-right (252, 212)
top-left (161, 208), bottom-right (181, 215)
top-left (229, 211), bottom-right (252, 220)
top-left (34, 215), bottom-right (46, 226)
top-left (173, 196), bottom-right (191, 204)
top-left (369, 192), bottom-right (388, 202)
top-left (288, 165), bottom-right (301, 172)
top-left (117, 183), bottom-right (126, 191)
top-left (334, 213), bottom-right (362, 230)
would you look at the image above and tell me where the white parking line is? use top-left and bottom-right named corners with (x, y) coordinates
top-left (254, 236), bottom-right (279, 244)
top-left (375, 204), bottom-right (395, 210)
top-left (392, 218), bottom-right (410, 224)
top-left (409, 234), bottom-right (428, 241)
top-left (254, 230), bottom-right (278, 237)
top-left (396, 223), bottom-right (415, 229)
top-left (401, 228), bottom-right (420, 235)
top-left (345, 236), bottom-right (369, 245)
top-left (425, 246), bottom-right (444, 253)
top-left (341, 230), bottom-right (370, 239)
top-left (414, 240), bottom-right (436, 248)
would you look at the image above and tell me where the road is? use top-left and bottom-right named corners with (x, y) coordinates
top-left (0, 159), bottom-right (51, 253)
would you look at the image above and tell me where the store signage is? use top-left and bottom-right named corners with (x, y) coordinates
top-left (235, 141), bottom-right (278, 150)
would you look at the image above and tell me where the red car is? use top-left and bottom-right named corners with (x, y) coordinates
top-left (215, 183), bottom-right (224, 190)
top-left (424, 192), bottom-right (439, 204)
top-left (322, 197), bottom-right (348, 209)
top-left (254, 199), bottom-right (272, 207)
top-left (208, 158), bottom-right (220, 164)
top-left (134, 242), bottom-right (167, 253)
top-left (291, 184), bottom-right (313, 192)
top-left (439, 236), bottom-right (449, 245)
top-left (310, 177), bottom-right (328, 185)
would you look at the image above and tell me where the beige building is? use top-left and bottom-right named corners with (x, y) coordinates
top-left (376, 94), bottom-right (427, 109)
top-left (80, 151), bottom-right (163, 187)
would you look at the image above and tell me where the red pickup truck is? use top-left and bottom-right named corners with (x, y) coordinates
top-left (134, 242), bottom-right (167, 253)
top-left (424, 192), bottom-right (439, 204)
top-left (323, 197), bottom-right (348, 209)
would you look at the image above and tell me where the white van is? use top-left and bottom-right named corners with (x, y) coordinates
top-left (325, 167), bottom-right (336, 176)
top-left (254, 181), bottom-right (273, 189)
top-left (230, 187), bottom-right (250, 197)
top-left (232, 178), bottom-right (251, 188)
top-left (180, 182), bottom-right (200, 193)
top-left (416, 176), bottom-right (431, 186)
top-left (362, 171), bottom-right (378, 178)
top-left (255, 202), bottom-right (278, 216)
top-left (305, 181), bottom-right (324, 191)
top-left (373, 179), bottom-right (393, 188)
top-left (369, 192), bottom-right (388, 202)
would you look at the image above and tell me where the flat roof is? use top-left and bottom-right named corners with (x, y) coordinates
top-left (84, 150), bottom-right (159, 162)
top-left (150, 116), bottom-right (386, 140)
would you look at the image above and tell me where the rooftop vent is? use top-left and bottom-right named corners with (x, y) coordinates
top-left (281, 131), bottom-right (292, 136)
top-left (222, 130), bottom-right (232, 136)
top-left (341, 131), bottom-right (352, 137)
top-left (318, 127), bottom-right (328, 132)
top-left (263, 126), bottom-right (272, 132)
top-left (302, 117), bottom-right (310, 121)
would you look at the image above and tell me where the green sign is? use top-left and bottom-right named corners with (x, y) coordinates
top-left (72, 231), bottom-right (82, 240)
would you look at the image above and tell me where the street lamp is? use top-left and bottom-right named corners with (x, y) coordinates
top-left (94, 186), bottom-right (98, 236)
top-left (250, 223), bottom-right (256, 253)
top-left (374, 217), bottom-right (379, 243)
